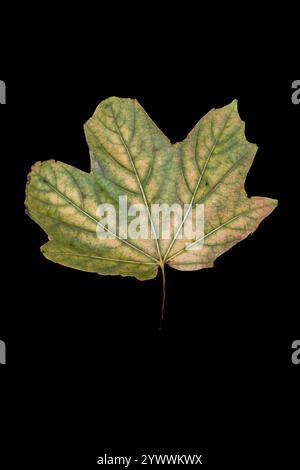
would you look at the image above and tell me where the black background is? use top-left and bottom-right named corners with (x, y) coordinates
top-left (0, 20), bottom-right (299, 468)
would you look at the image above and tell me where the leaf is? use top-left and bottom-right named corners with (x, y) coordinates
top-left (25, 97), bottom-right (277, 319)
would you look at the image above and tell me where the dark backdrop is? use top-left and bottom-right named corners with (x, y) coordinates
top-left (1, 36), bottom-right (299, 467)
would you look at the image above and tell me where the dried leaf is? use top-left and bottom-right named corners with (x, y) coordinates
top-left (25, 97), bottom-right (277, 319)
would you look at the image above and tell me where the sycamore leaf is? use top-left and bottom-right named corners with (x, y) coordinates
top-left (25, 97), bottom-right (277, 318)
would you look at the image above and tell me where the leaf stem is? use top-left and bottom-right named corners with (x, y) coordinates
top-left (159, 263), bottom-right (166, 331)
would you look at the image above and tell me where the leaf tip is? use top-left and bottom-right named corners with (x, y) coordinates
top-left (230, 98), bottom-right (238, 107)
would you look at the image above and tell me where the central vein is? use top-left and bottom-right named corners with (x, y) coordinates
top-left (110, 103), bottom-right (163, 265)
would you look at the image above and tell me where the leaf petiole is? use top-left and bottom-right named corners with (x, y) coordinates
top-left (159, 263), bottom-right (166, 331)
